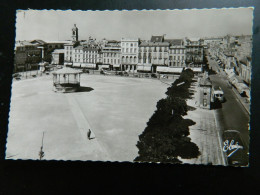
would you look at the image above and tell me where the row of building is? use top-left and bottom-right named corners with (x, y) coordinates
top-left (208, 34), bottom-right (252, 87)
top-left (14, 24), bottom-right (205, 74)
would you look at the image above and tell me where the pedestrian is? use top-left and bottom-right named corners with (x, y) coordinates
top-left (87, 129), bottom-right (91, 140)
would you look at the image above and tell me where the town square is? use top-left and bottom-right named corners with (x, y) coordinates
top-left (6, 8), bottom-right (252, 166)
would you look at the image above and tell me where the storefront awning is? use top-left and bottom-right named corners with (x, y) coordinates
top-left (73, 63), bottom-right (81, 67)
top-left (113, 64), bottom-right (120, 68)
top-left (245, 89), bottom-right (250, 98)
top-left (81, 63), bottom-right (96, 68)
top-left (189, 67), bottom-right (202, 73)
top-left (137, 65), bottom-right (152, 71)
top-left (157, 67), bottom-right (183, 73)
top-left (235, 82), bottom-right (249, 94)
top-left (167, 67), bottom-right (183, 73)
top-left (99, 64), bottom-right (110, 69)
top-left (156, 66), bottom-right (168, 72)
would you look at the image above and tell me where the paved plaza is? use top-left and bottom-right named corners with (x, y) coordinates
top-left (6, 74), bottom-right (169, 161)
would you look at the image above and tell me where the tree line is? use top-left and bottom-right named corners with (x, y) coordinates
top-left (134, 69), bottom-right (200, 163)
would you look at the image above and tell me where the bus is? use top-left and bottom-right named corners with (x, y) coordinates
top-left (211, 85), bottom-right (224, 102)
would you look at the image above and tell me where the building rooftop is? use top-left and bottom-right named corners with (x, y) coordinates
top-left (199, 77), bottom-right (212, 86)
top-left (150, 36), bottom-right (164, 42)
top-left (53, 67), bottom-right (82, 74)
top-left (53, 49), bottom-right (65, 54)
top-left (83, 47), bottom-right (100, 52)
top-left (187, 38), bottom-right (201, 42)
top-left (139, 41), bottom-right (169, 47)
top-left (45, 40), bottom-right (72, 44)
top-left (74, 45), bottom-right (84, 50)
top-left (30, 39), bottom-right (47, 45)
top-left (165, 39), bottom-right (184, 46)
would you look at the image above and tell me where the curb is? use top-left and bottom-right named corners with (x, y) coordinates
top-left (213, 110), bottom-right (227, 166)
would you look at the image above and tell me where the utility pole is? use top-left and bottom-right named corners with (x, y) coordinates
top-left (39, 132), bottom-right (45, 160)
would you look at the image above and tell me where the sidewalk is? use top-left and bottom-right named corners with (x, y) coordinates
top-left (181, 80), bottom-right (225, 165)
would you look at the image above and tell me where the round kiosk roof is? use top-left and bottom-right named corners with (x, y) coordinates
top-left (53, 67), bottom-right (82, 75)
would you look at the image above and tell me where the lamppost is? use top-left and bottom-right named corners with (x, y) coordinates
top-left (39, 132), bottom-right (45, 160)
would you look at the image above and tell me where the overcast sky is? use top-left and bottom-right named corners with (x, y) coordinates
top-left (15, 8), bottom-right (254, 41)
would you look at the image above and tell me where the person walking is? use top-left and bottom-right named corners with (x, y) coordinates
top-left (87, 129), bottom-right (91, 140)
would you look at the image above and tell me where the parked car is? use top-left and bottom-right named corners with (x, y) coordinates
top-left (151, 73), bottom-right (157, 78)
top-left (222, 130), bottom-right (248, 166)
top-left (117, 71), bottom-right (123, 76)
top-left (82, 69), bottom-right (89, 73)
top-left (145, 73), bottom-right (149, 78)
top-left (123, 71), bottom-right (129, 76)
top-left (160, 74), bottom-right (167, 79)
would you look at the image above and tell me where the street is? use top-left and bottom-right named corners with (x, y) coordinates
top-left (206, 55), bottom-right (250, 156)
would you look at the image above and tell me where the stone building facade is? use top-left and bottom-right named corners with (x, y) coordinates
top-left (185, 38), bottom-right (204, 67)
top-left (121, 38), bottom-right (139, 71)
top-left (166, 39), bottom-right (186, 67)
top-left (102, 40), bottom-right (121, 70)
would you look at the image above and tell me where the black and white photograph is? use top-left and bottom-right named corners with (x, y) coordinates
top-left (6, 8), bottom-right (253, 167)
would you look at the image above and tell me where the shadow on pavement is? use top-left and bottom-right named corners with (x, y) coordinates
top-left (211, 101), bottom-right (223, 109)
top-left (77, 86), bottom-right (94, 93)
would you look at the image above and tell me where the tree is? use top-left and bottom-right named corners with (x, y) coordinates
top-left (134, 69), bottom-right (200, 164)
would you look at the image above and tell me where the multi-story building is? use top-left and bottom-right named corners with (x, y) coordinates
top-left (185, 38), bottom-right (204, 67)
top-left (64, 42), bottom-right (74, 65)
top-left (70, 43), bottom-right (102, 69)
top-left (83, 46), bottom-right (102, 69)
top-left (138, 36), bottom-right (169, 73)
top-left (14, 41), bottom-right (42, 72)
top-left (166, 39), bottom-right (186, 67)
top-left (102, 40), bottom-right (121, 70)
top-left (52, 49), bottom-right (64, 65)
top-left (239, 56), bottom-right (251, 86)
top-left (121, 38), bottom-right (139, 71)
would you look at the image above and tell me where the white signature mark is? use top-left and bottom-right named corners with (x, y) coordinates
top-left (223, 140), bottom-right (243, 157)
